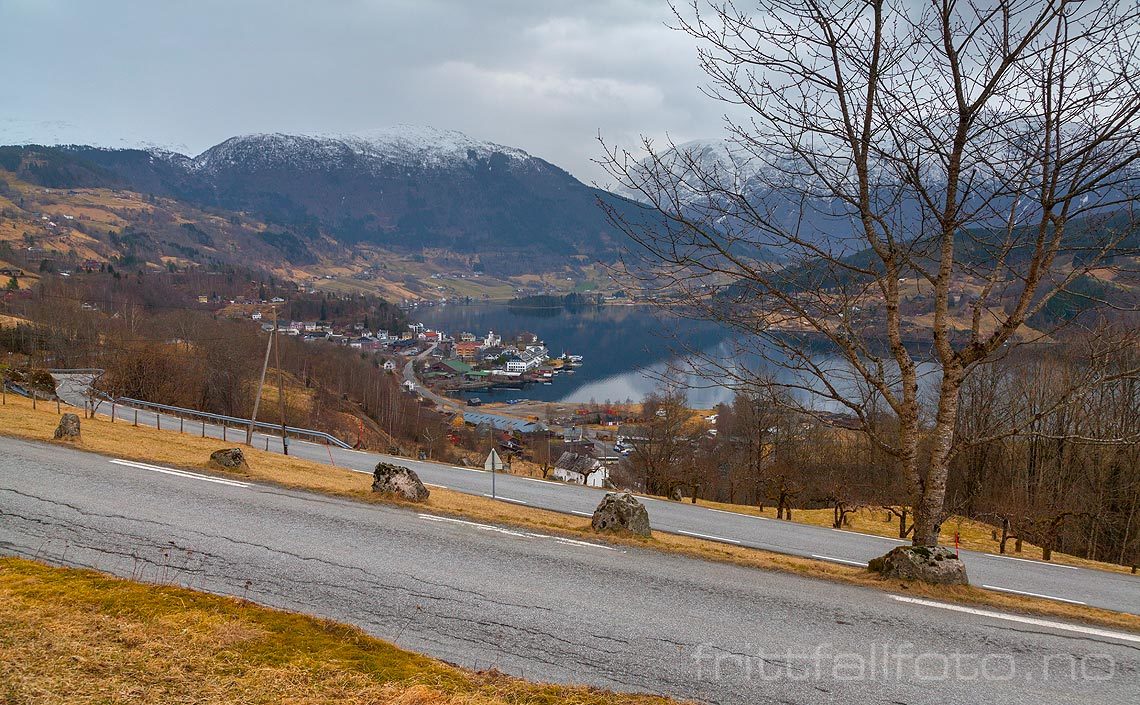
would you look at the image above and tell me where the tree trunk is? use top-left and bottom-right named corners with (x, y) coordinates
top-left (911, 374), bottom-right (962, 547)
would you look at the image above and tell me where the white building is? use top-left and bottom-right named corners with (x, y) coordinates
top-left (504, 346), bottom-right (547, 373)
top-left (552, 452), bottom-right (610, 488)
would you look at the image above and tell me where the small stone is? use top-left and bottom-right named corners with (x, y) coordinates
top-left (53, 413), bottom-right (81, 441)
top-left (371, 462), bottom-right (430, 502)
top-left (591, 492), bottom-right (651, 537)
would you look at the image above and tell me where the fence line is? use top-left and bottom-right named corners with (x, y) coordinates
top-left (48, 369), bottom-right (351, 449)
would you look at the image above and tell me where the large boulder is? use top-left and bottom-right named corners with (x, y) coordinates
top-left (591, 492), bottom-right (651, 537)
top-left (209, 448), bottom-right (248, 470)
top-left (53, 413), bottom-right (81, 441)
top-left (372, 462), bottom-right (430, 502)
top-left (868, 546), bottom-right (969, 585)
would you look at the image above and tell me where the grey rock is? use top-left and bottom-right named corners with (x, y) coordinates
top-left (209, 448), bottom-right (248, 469)
top-left (591, 492), bottom-right (651, 537)
top-left (868, 546), bottom-right (969, 585)
top-left (372, 462), bottom-right (430, 502)
top-left (669, 486), bottom-right (684, 502)
top-left (53, 413), bottom-right (81, 441)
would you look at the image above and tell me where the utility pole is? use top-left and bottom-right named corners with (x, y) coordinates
top-left (246, 312), bottom-right (274, 445)
top-left (273, 306), bottom-right (289, 456)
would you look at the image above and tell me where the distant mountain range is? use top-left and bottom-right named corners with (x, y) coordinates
top-left (619, 136), bottom-right (1139, 265)
top-left (0, 126), bottom-right (658, 270)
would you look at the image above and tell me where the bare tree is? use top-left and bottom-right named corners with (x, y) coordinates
top-left (623, 389), bottom-right (696, 496)
top-left (601, 0), bottom-right (1140, 547)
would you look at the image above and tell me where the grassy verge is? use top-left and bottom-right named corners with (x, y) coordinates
top-left (0, 558), bottom-right (678, 705)
top-left (1, 394), bottom-right (1137, 634)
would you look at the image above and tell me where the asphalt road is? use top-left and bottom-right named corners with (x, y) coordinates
top-left (52, 373), bottom-right (1140, 616)
top-left (1, 437), bottom-right (1137, 704)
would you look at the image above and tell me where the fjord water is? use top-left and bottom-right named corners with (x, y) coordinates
top-left (412, 302), bottom-right (923, 409)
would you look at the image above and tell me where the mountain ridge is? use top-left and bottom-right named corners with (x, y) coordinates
top-left (0, 126), bottom-right (658, 268)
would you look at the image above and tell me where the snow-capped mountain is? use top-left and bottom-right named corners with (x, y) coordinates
top-left (5, 126), bottom-right (654, 267)
top-left (335, 125), bottom-right (533, 167)
top-left (189, 126), bottom-right (535, 174)
top-left (617, 138), bottom-right (746, 206)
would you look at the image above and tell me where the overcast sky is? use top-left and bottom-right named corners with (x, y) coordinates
top-left (0, 0), bottom-right (728, 185)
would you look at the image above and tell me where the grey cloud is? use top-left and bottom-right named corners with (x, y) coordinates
top-left (0, 0), bottom-right (726, 182)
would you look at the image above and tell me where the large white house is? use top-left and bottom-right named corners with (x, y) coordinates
top-left (504, 346), bottom-right (547, 373)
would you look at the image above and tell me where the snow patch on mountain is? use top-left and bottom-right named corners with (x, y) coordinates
top-left (0, 118), bottom-right (192, 156)
top-left (335, 125), bottom-right (533, 166)
top-left (188, 125), bottom-right (535, 174)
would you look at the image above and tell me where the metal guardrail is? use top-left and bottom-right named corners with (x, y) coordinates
top-left (47, 369), bottom-right (351, 449)
top-left (116, 397), bottom-right (353, 449)
top-left (46, 368), bottom-right (106, 375)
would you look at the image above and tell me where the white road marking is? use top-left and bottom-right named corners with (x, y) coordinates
top-left (982, 554), bottom-right (1080, 570)
top-left (525, 532), bottom-right (618, 551)
top-left (831, 528), bottom-right (907, 543)
top-left (482, 493), bottom-right (528, 505)
top-left (418, 514), bottom-right (617, 551)
top-left (811, 554), bottom-right (869, 567)
top-left (704, 507), bottom-right (770, 520)
top-left (571, 510), bottom-right (593, 517)
top-left (678, 530), bottom-right (742, 544)
top-left (423, 483), bottom-right (448, 489)
top-left (889, 595), bottom-right (1140, 644)
top-left (981, 584), bottom-right (1087, 605)
top-left (419, 513), bottom-right (532, 538)
top-left (110, 459), bottom-right (250, 488)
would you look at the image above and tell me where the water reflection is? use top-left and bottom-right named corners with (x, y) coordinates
top-left (412, 303), bottom-right (937, 409)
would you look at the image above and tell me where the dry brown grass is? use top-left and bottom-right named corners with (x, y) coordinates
top-left (1, 393), bottom-right (1137, 634)
top-left (0, 558), bottom-right (680, 705)
top-left (0, 314), bottom-right (30, 327)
